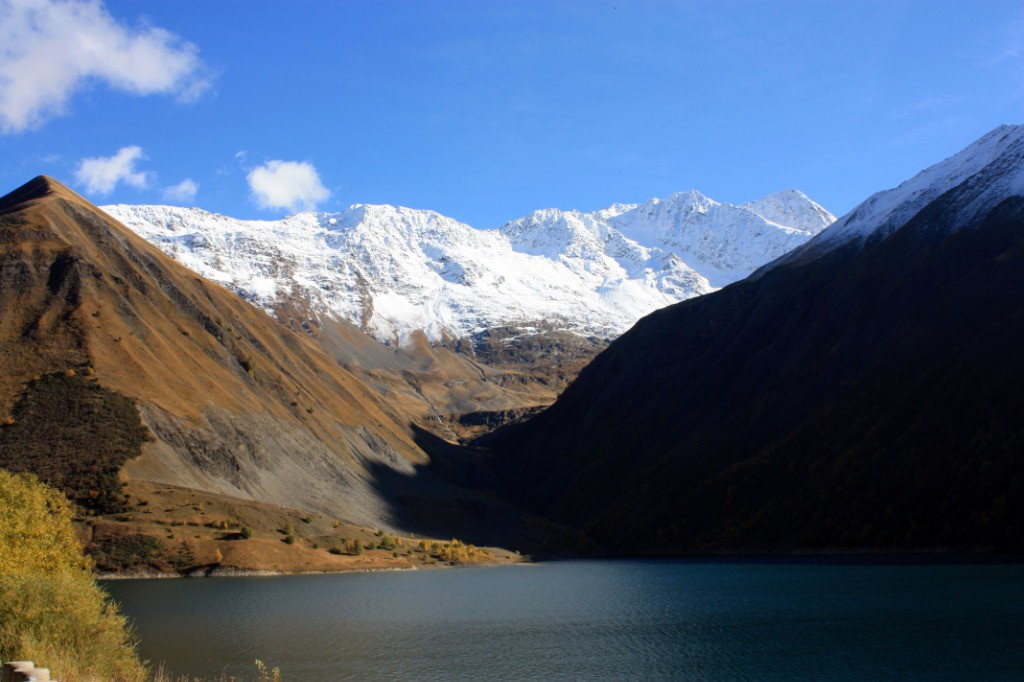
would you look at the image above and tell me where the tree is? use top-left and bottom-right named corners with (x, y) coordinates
top-left (0, 470), bottom-right (146, 681)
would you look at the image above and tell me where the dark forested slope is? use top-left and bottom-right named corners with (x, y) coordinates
top-left (488, 129), bottom-right (1024, 553)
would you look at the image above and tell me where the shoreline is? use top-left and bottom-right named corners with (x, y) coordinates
top-left (96, 548), bottom-right (1024, 577)
top-left (550, 551), bottom-right (1024, 566)
top-left (97, 565), bottom-right (423, 580)
top-left (95, 551), bottom-right (1024, 581)
top-left (97, 559), bottom-right (537, 581)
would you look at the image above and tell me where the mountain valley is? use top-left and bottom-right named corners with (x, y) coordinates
top-left (1, 127), bottom-right (1021, 575)
top-left (104, 190), bottom-right (833, 439)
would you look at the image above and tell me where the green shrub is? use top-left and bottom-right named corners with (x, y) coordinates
top-left (240, 527), bottom-right (254, 539)
top-left (88, 533), bottom-right (160, 571)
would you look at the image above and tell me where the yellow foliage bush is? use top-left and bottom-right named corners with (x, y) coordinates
top-left (0, 469), bottom-right (146, 681)
top-left (0, 470), bottom-right (84, 573)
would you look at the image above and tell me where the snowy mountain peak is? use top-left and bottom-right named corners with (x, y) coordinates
top-left (500, 207), bottom-right (608, 259)
top-left (337, 203), bottom-right (468, 237)
top-left (648, 189), bottom-right (717, 214)
top-left (593, 203), bottom-right (639, 220)
top-left (604, 189), bottom-right (832, 285)
top-left (783, 125), bottom-right (1024, 267)
top-left (103, 187), bottom-right (833, 348)
top-left (741, 189), bottom-right (836, 233)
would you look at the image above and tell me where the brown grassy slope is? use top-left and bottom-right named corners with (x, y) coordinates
top-left (0, 176), bottom-right (434, 529)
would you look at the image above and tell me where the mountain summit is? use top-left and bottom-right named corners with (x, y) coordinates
top-left (770, 124), bottom-right (1024, 268)
top-left (100, 187), bottom-right (833, 441)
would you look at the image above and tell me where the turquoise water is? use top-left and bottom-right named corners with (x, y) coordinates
top-left (104, 560), bottom-right (1024, 680)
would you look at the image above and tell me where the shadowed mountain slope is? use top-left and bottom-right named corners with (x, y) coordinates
top-left (486, 128), bottom-right (1024, 553)
top-left (0, 176), bottom-right (507, 533)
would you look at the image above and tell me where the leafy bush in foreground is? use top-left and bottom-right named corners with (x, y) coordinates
top-left (0, 469), bottom-right (146, 681)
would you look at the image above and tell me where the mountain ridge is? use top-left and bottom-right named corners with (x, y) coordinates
top-left (765, 124), bottom-right (1024, 272)
top-left (99, 187), bottom-right (832, 440)
top-left (483, 125), bottom-right (1024, 553)
top-left (102, 188), bottom-right (834, 348)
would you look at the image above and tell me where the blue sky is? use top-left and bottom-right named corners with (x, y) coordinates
top-left (1, 0), bottom-right (1022, 227)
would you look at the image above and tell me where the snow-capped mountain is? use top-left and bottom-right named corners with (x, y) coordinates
top-left (602, 190), bottom-right (831, 285)
top-left (771, 124), bottom-right (1024, 270)
top-left (103, 189), bottom-right (833, 347)
top-left (740, 189), bottom-right (837, 236)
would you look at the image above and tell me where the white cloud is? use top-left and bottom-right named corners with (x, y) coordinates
top-left (163, 178), bottom-right (198, 203)
top-left (247, 160), bottom-right (330, 212)
top-left (74, 145), bottom-right (148, 195)
top-left (0, 0), bottom-right (209, 133)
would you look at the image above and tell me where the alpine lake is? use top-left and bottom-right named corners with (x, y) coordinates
top-left (104, 559), bottom-right (1024, 680)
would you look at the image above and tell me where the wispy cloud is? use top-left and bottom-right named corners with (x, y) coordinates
top-left (163, 178), bottom-right (198, 203)
top-left (0, 0), bottom-right (210, 133)
top-left (247, 160), bottom-right (329, 212)
top-left (74, 145), bottom-right (149, 195)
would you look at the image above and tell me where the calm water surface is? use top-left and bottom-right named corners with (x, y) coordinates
top-left (104, 560), bottom-right (1024, 680)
